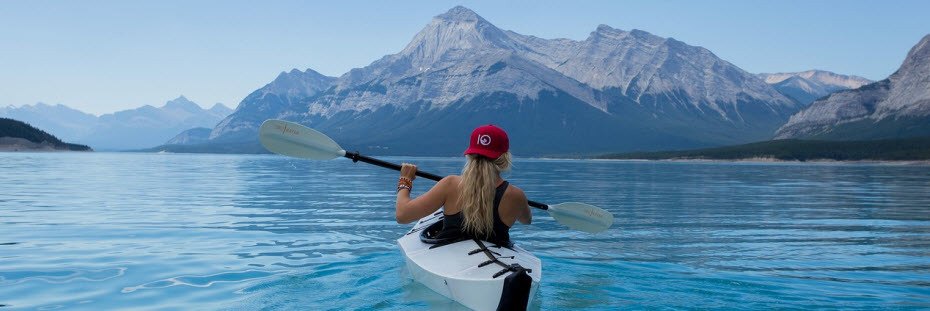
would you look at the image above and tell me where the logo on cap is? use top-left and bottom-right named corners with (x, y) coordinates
top-left (464, 124), bottom-right (509, 159)
top-left (478, 134), bottom-right (491, 146)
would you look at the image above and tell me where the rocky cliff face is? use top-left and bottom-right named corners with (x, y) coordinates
top-left (513, 24), bottom-right (797, 118)
top-left (775, 35), bottom-right (930, 140)
top-left (209, 6), bottom-right (802, 155)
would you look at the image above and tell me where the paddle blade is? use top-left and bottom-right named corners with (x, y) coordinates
top-left (259, 119), bottom-right (346, 160)
top-left (546, 202), bottom-right (614, 233)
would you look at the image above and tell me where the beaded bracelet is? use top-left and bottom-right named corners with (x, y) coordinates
top-left (397, 177), bottom-right (413, 193)
top-left (398, 177), bottom-right (413, 186)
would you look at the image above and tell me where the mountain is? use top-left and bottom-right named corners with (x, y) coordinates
top-left (209, 69), bottom-right (337, 142)
top-left (0, 103), bottom-right (98, 142)
top-left (0, 117), bottom-right (91, 151)
top-left (757, 70), bottom-right (872, 105)
top-left (0, 96), bottom-right (233, 150)
top-left (87, 96), bottom-right (232, 150)
top-left (204, 6), bottom-right (800, 156)
top-left (165, 127), bottom-right (212, 145)
top-left (775, 35), bottom-right (930, 140)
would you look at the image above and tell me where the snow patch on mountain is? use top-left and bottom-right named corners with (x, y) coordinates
top-left (760, 70), bottom-right (872, 90)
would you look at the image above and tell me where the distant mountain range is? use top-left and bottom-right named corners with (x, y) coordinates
top-left (13, 6), bottom-right (922, 155)
top-left (775, 34), bottom-right (930, 140)
top-left (0, 102), bottom-right (98, 142)
top-left (758, 70), bottom-right (872, 106)
top-left (0, 96), bottom-right (232, 150)
top-left (179, 6), bottom-right (811, 156)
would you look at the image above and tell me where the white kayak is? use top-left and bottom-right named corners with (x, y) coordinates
top-left (397, 210), bottom-right (542, 311)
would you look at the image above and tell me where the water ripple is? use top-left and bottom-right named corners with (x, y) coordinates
top-left (0, 267), bottom-right (126, 285)
top-left (121, 270), bottom-right (280, 293)
top-left (0, 154), bottom-right (928, 309)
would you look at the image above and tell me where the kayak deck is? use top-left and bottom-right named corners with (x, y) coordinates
top-left (398, 210), bottom-right (541, 310)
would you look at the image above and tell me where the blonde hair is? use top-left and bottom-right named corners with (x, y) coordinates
top-left (459, 152), bottom-right (512, 237)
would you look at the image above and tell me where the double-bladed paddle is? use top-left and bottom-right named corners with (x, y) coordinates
top-left (258, 119), bottom-right (613, 233)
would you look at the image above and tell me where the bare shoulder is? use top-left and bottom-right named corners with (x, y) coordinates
top-left (440, 175), bottom-right (461, 186)
top-left (504, 183), bottom-right (531, 224)
top-left (434, 175), bottom-right (461, 191)
top-left (505, 184), bottom-right (528, 203)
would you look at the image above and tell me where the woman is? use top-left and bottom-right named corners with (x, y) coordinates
top-left (394, 124), bottom-right (531, 246)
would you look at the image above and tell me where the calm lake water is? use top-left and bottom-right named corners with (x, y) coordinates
top-left (1, 153), bottom-right (929, 310)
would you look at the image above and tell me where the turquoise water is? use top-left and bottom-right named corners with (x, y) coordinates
top-left (1, 153), bottom-right (929, 310)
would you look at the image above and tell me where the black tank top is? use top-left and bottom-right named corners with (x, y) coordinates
top-left (438, 181), bottom-right (512, 246)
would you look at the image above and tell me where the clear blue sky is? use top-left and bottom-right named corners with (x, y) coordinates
top-left (2, 0), bottom-right (928, 115)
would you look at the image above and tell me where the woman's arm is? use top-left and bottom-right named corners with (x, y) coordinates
top-left (499, 186), bottom-right (531, 226)
top-left (395, 164), bottom-right (454, 224)
top-left (509, 186), bottom-right (531, 225)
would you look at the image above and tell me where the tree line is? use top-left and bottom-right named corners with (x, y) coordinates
top-left (601, 137), bottom-right (930, 161)
top-left (0, 117), bottom-right (91, 151)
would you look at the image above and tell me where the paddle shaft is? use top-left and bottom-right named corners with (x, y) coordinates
top-left (344, 151), bottom-right (549, 210)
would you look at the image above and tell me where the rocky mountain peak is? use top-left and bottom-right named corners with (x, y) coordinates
top-left (587, 26), bottom-right (662, 44)
top-left (272, 68), bottom-right (326, 84)
top-left (435, 5), bottom-right (485, 23)
top-left (592, 24), bottom-right (623, 36)
top-left (893, 34), bottom-right (930, 79)
top-left (908, 34), bottom-right (930, 58)
top-left (164, 95), bottom-right (201, 111)
top-left (261, 68), bottom-right (336, 98)
top-left (400, 6), bottom-right (514, 66)
top-left (208, 68), bottom-right (336, 141)
top-left (877, 34), bottom-right (930, 116)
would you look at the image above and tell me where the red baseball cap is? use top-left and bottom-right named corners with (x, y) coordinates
top-left (463, 124), bottom-right (509, 159)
